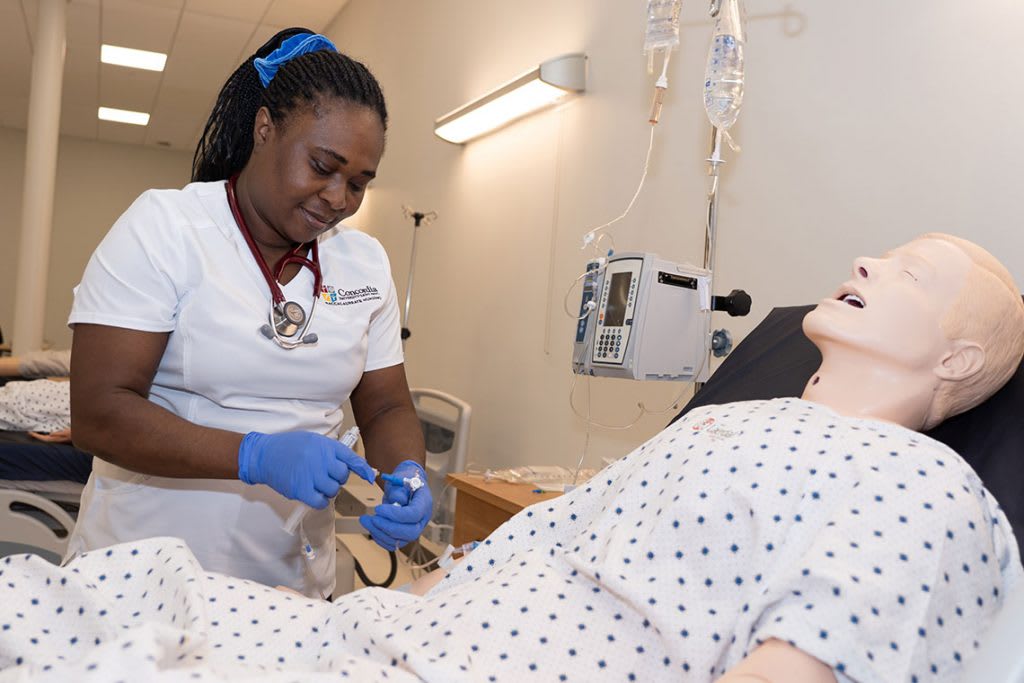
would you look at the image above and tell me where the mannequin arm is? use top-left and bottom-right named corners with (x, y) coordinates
top-left (0, 357), bottom-right (21, 376)
top-left (716, 639), bottom-right (837, 683)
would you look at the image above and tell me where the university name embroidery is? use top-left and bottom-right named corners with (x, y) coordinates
top-left (320, 284), bottom-right (381, 306)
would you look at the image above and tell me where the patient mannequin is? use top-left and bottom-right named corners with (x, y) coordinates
top-left (409, 233), bottom-right (1024, 683)
top-left (2, 234), bottom-right (1021, 682)
top-left (717, 237), bottom-right (1024, 682)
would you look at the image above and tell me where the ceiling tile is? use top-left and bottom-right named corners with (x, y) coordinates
top-left (59, 101), bottom-right (99, 140)
top-left (63, 2), bottom-right (100, 101)
top-left (161, 10), bottom-right (255, 94)
top-left (146, 83), bottom-right (210, 150)
top-left (4, 0), bottom-right (351, 149)
top-left (102, 0), bottom-right (180, 53)
top-left (184, 0), bottom-right (272, 22)
top-left (127, 0), bottom-right (184, 9)
top-left (99, 64), bottom-right (162, 112)
top-left (4, 2), bottom-right (33, 94)
top-left (19, 0), bottom-right (36, 43)
top-left (62, 72), bottom-right (98, 113)
top-left (239, 23), bottom-right (288, 60)
top-left (263, 0), bottom-right (349, 32)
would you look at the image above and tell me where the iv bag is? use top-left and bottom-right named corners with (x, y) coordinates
top-left (645, 0), bottom-right (683, 54)
top-left (703, 0), bottom-right (746, 130)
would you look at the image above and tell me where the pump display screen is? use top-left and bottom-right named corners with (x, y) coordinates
top-left (604, 272), bottom-right (631, 327)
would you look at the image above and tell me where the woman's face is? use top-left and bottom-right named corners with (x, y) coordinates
top-left (246, 98), bottom-right (385, 245)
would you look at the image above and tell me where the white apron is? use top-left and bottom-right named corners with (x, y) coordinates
top-left (66, 182), bottom-right (404, 596)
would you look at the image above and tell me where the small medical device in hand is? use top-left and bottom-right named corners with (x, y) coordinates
top-left (282, 425), bottom-right (364, 599)
top-left (282, 426), bottom-right (364, 537)
top-left (573, 253), bottom-right (712, 381)
top-left (381, 472), bottom-right (424, 491)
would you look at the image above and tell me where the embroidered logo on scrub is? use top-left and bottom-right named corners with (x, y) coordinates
top-left (320, 284), bottom-right (381, 306)
top-left (689, 416), bottom-right (741, 442)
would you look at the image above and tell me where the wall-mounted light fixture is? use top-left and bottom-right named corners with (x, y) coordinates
top-left (434, 53), bottom-right (587, 144)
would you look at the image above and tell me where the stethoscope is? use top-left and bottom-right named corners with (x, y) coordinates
top-left (226, 175), bottom-right (322, 349)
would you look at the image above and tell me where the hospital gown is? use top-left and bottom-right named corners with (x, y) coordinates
top-left (0, 398), bottom-right (1018, 682)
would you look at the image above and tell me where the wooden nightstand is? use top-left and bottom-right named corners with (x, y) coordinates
top-left (446, 473), bottom-right (561, 546)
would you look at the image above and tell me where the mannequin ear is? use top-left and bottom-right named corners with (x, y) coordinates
top-left (935, 340), bottom-right (985, 382)
top-left (252, 106), bottom-right (274, 152)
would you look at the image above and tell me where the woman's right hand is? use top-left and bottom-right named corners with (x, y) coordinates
top-left (237, 431), bottom-right (377, 508)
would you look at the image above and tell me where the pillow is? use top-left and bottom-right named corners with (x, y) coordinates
top-left (672, 304), bottom-right (1024, 547)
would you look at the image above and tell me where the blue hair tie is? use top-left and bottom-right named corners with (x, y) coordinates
top-left (253, 33), bottom-right (338, 88)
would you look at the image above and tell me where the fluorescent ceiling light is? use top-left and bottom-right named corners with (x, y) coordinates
top-left (101, 44), bottom-right (167, 72)
top-left (98, 107), bottom-right (151, 126)
top-left (435, 53), bottom-right (587, 144)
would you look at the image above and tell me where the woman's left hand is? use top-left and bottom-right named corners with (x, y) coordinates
top-left (360, 461), bottom-right (433, 550)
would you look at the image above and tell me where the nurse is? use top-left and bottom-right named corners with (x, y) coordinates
top-left (66, 28), bottom-right (431, 597)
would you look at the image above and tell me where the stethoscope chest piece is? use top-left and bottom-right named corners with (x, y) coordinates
top-left (226, 175), bottom-right (323, 350)
top-left (274, 301), bottom-right (307, 338)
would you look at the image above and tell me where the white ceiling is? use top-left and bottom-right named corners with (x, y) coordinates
top-left (0, 0), bottom-right (350, 151)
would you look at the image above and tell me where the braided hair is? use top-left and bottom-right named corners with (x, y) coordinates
top-left (191, 27), bottom-right (388, 182)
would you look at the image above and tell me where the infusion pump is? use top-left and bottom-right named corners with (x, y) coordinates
top-left (572, 253), bottom-right (712, 382)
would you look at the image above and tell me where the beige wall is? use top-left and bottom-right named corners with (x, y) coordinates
top-left (326, 0), bottom-right (1024, 472)
top-left (0, 127), bottom-right (192, 349)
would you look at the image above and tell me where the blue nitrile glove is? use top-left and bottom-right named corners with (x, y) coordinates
top-left (238, 431), bottom-right (377, 508)
top-left (360, 460), bottom-right (433, 550)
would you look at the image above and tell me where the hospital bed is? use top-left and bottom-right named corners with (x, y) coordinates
top-left (0, 437), bottom-right (90, 563)
top-left (411, 387), bottom-right (471, 544)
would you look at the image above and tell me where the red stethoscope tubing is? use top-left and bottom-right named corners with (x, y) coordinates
top-left (225, 174), bottom-right (322, 304)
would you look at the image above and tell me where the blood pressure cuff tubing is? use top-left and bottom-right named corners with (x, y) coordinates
top-left (671, 303), bottom-right (1024, 551)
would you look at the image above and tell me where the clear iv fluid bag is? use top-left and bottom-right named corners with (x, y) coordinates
top-left (645, 0), bottom-right (683, 53)
top-left (703, 0), bottom-right (746, 130)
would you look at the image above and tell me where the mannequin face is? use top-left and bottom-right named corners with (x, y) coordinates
top-left (803, 237), bottom-right (973, 372)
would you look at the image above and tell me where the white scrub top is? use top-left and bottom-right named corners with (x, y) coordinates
top-left (66, 181), bottom-right (404, 597)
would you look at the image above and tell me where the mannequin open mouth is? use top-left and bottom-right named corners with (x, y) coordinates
top-left (838, 293), bottom-right (866, 308)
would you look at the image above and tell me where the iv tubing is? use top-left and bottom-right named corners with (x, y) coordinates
top-left (649, 49), bottom-right (672, 125)
top-left (581, 126), bottom-right (655, 249)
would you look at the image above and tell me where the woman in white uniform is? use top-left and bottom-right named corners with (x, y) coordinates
top-left (66, 28), bottom-right (432, 598)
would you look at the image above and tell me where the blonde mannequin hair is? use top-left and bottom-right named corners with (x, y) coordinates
top-left (923, 233), bottom-right (1024, 427)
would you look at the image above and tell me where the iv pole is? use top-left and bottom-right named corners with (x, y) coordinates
top-left (696, 0), bottom-right (726, 392)
top-left (400, 206), bottom-right (437, 345)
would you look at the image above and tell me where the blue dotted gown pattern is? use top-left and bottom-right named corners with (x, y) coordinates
top-left (0, 399), bottom-right (1018, 682)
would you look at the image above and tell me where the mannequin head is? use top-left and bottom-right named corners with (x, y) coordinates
top-left (924, 233), bottom-right (1024, 424)
top-left (802, 234), bottom-right (1024, 430)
